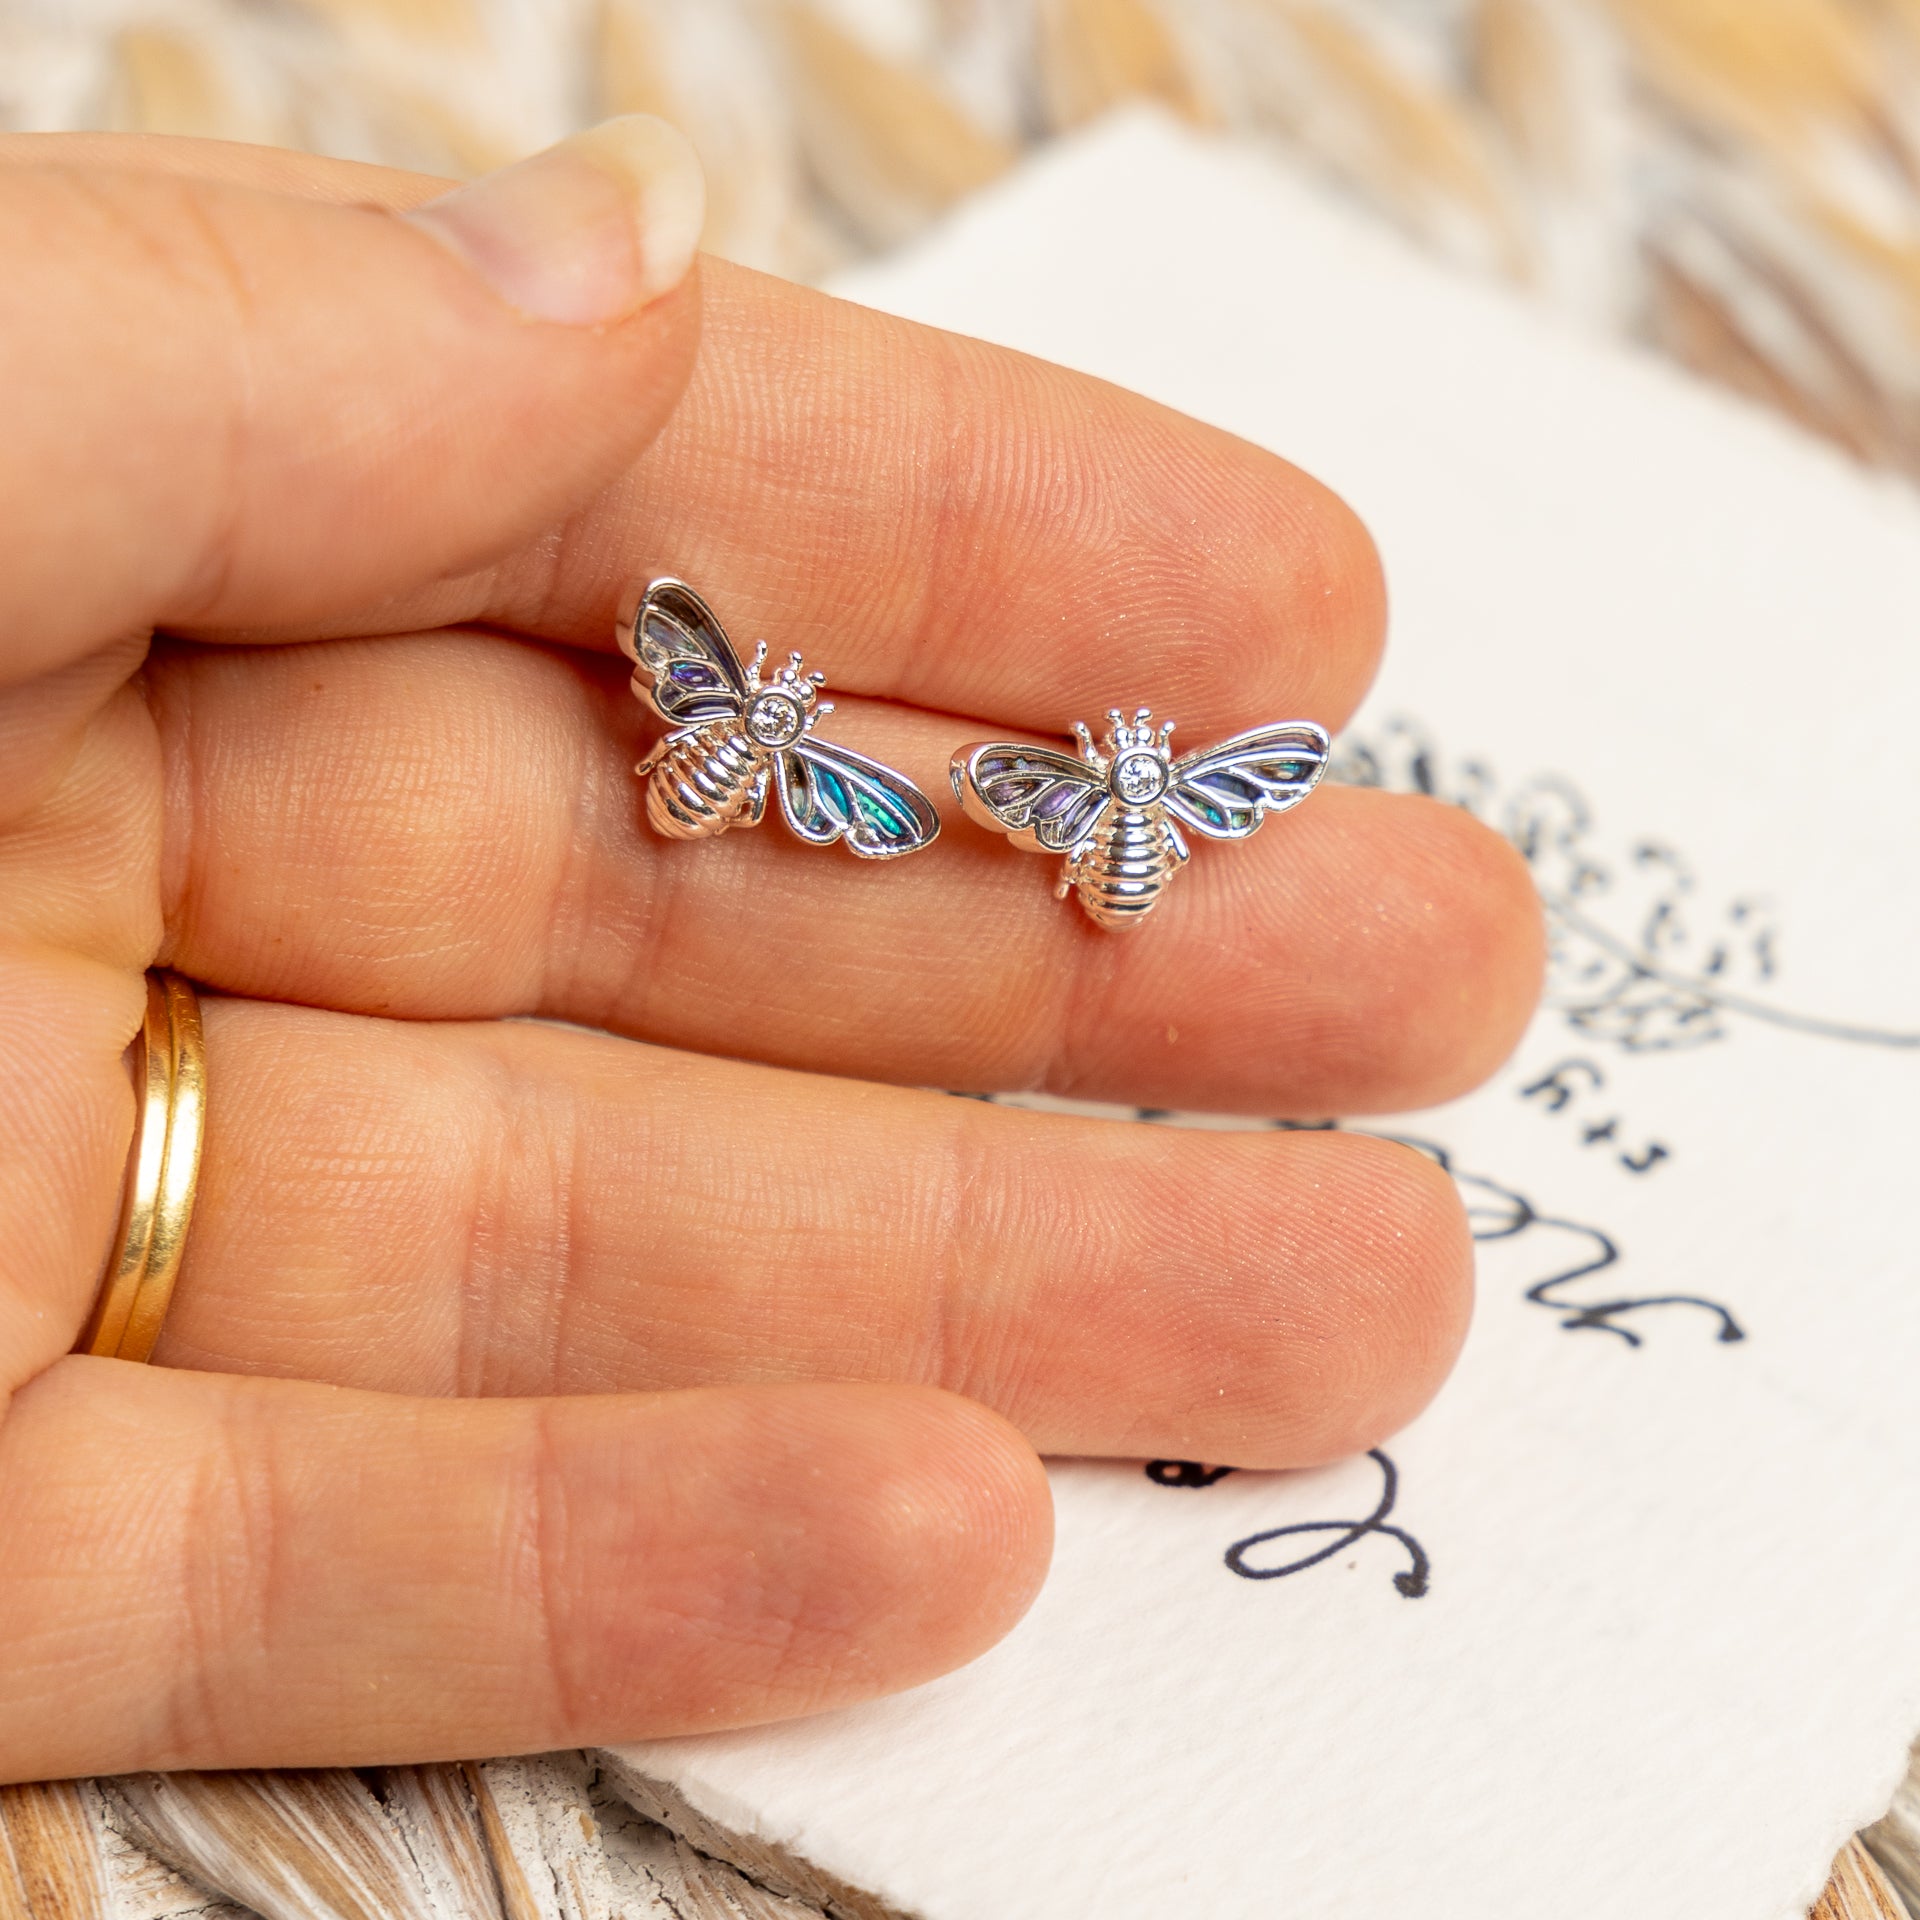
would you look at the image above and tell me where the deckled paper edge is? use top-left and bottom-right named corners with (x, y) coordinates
top-left (593, 1752), bottom-right (906, 1920)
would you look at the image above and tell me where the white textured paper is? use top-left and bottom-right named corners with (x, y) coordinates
top-left (616, 115), bottom-right (1920, 1919)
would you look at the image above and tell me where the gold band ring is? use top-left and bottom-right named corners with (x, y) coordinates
top-left (76, 970), bottom-right (206, 1364)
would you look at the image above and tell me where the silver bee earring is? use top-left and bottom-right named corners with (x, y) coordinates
top-left (620, 578), bottom-right (941, 859)
top-left (952, 709), bottom-right (1330, 927)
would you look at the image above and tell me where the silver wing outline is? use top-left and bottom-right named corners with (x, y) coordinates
top-left (1163, 721), bottom-right (1330, 841)
top-left (779, 738), bottom-right (941, 859)
top-left (953, 743), bottom-right (1112, 854)
top-left (625, 577), bottom-right (750, 727)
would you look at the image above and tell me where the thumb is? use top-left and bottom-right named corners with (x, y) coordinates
top-left (0, 117), bottom-right (704, 686)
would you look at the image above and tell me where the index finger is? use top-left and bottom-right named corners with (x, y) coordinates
top-left (2, 134), bottom-right (1386, 736)
top-left (532, 258), bottom-right (1389, 733)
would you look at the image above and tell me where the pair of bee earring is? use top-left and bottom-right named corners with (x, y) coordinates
top-left (621, 578), bottom-right (1330, 929)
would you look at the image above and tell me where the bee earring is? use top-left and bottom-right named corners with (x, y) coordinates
top-left (620, 578), bottom-right (941, 859)
top-left (951, 709), bottom-right (1330, 927)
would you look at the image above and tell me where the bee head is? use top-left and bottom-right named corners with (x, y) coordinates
top-left (758, 650), bottom-right (824, 709)
top-left (744, 652), bottom-right (831, 748)
top-left (1101, 707), bottom-right (1175, 759)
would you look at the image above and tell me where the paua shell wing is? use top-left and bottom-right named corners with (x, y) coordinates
top-left (779, 739), bottom-right (942, 858)
top-left (1163, 721), bottom-right (1330, 840)
top-left (630, 578), bottom-right (749, 726)
top-left (953, 743), bottom-right (1111, 853)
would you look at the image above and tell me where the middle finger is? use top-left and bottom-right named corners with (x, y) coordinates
top-left (151, 631), bottom-right (1541, 1115)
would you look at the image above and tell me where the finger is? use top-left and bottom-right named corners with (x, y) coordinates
top-left (158, 1000), bottom-right (1473, 1468)
top-left (482, 253), bottom-right (1386, 733)
top-left (0, 663), bottom-right (161, 972)
top-left (0, 944), bottom-right (143, 1386)
top-left (222, 253), bottom-right (1385, 734)
top-left (0, 132), bottom-right (439, 205)
top-left (0, 120), bottom-right (701, 687)
top-left (152, 633), bottom-right (1543, 1113)
top-left (0, 1360), bottom-right (1049, 1780)
top-left (4, 134), bottom-right (1384, 735)
top-left (0, 632), bottom-right (151, 833)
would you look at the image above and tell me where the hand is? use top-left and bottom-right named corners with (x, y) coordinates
top-left (0, 121), bottom-right (1541, 1782)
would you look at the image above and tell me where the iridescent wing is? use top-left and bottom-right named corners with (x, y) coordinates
top-left (1163, 721), bottom-right (1330, 840)
top-left (620, 577), bottom-right (749, 727)
top-left (951, 743), bottom-right (1112, 854)
top-left (778, 738), bottom-right (942, 859)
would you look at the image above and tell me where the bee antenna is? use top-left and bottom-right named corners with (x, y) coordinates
top-left (1160, 719), bottom-right (1176, 745)
top-left (809, 670), bottom-right (826, 686)
top-left (1106, 707), bottom-right (1124, 728)
top-left (1134, 706), bottom-right (1151, 726)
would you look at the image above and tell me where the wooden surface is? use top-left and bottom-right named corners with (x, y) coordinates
top-left (1, 1759), bottom-right (1913, 1919)
top-left (1816, 1841), bottom-right (1911, 1920)
top-left (1872, 1746), bottom-right (1920, 1917)
top-left (0, 1783), bottom-right (109, 1920)
top-left (0, 1759), bottom-right (819, 1920)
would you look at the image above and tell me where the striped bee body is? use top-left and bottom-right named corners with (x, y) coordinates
top-left (1065, 806), bottom-right (1186, 928)
top-left (645, 722), bottom-right (764, 840)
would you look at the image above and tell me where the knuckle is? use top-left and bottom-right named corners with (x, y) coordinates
top-left (517, 1400), bottom-right (595, 1742)
top-left (463, 1036), bottom-right (585, 1397)
top-left (156, 1382), bottom-right (279, 1765)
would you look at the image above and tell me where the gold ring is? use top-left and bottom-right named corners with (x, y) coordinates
top-left (76, 970), bottom-right (206, 1364)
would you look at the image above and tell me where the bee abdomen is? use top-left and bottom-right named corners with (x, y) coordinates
top-left (646, 725), bottom-right (761, 839)
top-left (1072, 808), bottom-right (1179, 929)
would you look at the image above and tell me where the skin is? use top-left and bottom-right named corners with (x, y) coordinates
top-left (0, 133), bottom-right (1544, 1783)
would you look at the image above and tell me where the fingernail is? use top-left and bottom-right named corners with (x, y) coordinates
top-left (405, 115), bottom-right (705, 326)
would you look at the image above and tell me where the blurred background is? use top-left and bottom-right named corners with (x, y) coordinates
top-left (6, 0), bottom-right (1920, 478)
